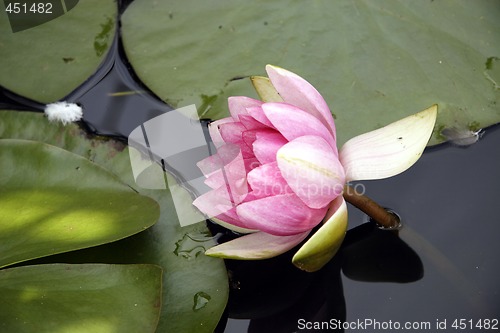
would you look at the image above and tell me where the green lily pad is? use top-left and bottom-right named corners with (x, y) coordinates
top-left (0, 264), bottom-right (162, 333)
top-left (0, 110), bottom-right (228, 333)
top-left (0, 139), bottom-right (160, 268)
top-left (0, 0), bottom-right (116, 102)
top-left (121, 0), bottom-right (500, 146)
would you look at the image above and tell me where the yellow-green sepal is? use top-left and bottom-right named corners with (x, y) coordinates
top-left (292, 196), bottom-right (348, 272)
top-left (250, 75), bottom-right (283, 103)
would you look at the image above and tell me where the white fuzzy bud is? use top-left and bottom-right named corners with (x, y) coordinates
top-left (44, 101), bottom-right (83, 125)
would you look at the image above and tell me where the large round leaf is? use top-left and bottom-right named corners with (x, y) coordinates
top-left (0, 139), bottom-right (160, 268)
top-left (121, 0), bottom-right (500, 146)
top-left (0, 264), bottom-right (162, 333)
top-left (0, 0), bottom-right (116, 102)
top-left (0, 110), bottom-right (229, 333)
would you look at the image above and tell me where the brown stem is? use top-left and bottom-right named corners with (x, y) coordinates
top-left (343, 185), bottom-right (400, 229)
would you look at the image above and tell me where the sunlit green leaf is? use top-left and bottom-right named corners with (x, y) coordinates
top-left (0, 0), bottom-right (116, 102)
top-left (121, 0), bottom-right (500, 146)
top-left (0, 264), bottom-right (162, 333)
top-left (0, 110), bottom-right (229, 333)
top-left (0, 139), bottom-right (159, 268)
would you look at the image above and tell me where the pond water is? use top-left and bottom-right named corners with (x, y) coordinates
top-left (1, 6), bottom-right (499, 332)
top-left (221, 123), bottom-right (500, 332)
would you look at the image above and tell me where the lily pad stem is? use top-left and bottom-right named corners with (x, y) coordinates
top-left (343, 185), bottom-right (400, 229)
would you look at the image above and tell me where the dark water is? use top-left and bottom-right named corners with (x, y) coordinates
top-left (1, 3), bottom-right (499, 331)
top-left (222, 123), bottom-right (500, 333)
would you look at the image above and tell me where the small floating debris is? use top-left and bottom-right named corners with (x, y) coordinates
top-left (44, 101), bottom-right (83, 125)
top-left (441, 127), bottom-right (483, 146)
top-left (108, 90), bottom-right (145, 97)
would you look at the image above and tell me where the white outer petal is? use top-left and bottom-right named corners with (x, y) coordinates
top-left (210, 217), bottom-right (258, 234)
top-left (208, 118), bottom-right (234, 148)
top-left (339, 105), bottom-right (437, 181)
top-left (205, 231), bottom-right (309, 259)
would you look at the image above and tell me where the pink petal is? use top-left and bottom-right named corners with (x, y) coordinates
top-left (244, 157), bottom-right (261, 173)
top-left (197, 144), bottom-right (249, 203)
top-left (205, 231), bottom-right (310, 259)
top-left (218, 122), bottom-right (254, 158)
top-left (277, 135), bottom-right (345, 209)
top-left (262, 102), bottom-right (337, 153)
top-left (228, 96), bottom-right (263, 121)
top-left (197, 154), bottom-right (224, 180)
top-left (236, 193), bottom-right (328, 236)
top-left (218, 121), bottom-right (245, 144)
top-left (246, 106), bottom-right (275, 129)
top-left (204, 167), bottom-right (248, 198)
top-left (266, 65), bottom-right (336, 140)
top-left (241, 129), bottom-right (258, 148)
top-left (208, 118), bottom-right (234, 147)
top-left (197, 143), bottom-right (241, 176)
top-left (242, 129), bottom-right (280, 161)
top-left (247, 162), bottom-right (293, 198)
top-left (210, 190), bottom-right (264, 226)
top-left (196, 191), bottom-right (265, 233)
top-left (239, 115), bottom-right (269, 130)
top-left (193, 187), bottom-right (236, 219)
top-left (252, 131), bottom-right (287, 164)
top-left (211, 209), bottom-right (255, 231)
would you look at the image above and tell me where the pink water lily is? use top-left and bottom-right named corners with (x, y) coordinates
top-left (193, 65), bottom-right (437, 271)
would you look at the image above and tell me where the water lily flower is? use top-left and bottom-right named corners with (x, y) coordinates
top-left (193, 65), bottom-right (437, 272)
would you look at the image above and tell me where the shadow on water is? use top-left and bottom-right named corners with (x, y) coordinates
top-left (215, 221), bottom-right (423, 333)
